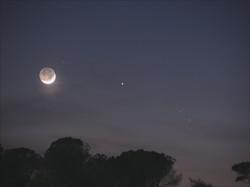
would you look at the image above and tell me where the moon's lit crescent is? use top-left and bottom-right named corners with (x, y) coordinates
top-left (39, 67), bottom-right (56, 85)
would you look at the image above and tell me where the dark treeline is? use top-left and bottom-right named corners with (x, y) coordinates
top-left (0, 137), bottom-right (249, 187)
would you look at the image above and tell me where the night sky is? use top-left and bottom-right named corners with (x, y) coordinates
top-left (1, 0), bottom-right (250, 187)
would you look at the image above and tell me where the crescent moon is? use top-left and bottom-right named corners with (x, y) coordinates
top-left (39, 67), bottom-right (56, 85)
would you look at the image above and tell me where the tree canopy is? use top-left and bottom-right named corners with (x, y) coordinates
top-left (232, 162), bottom-right (250, 184)
top-left (0, 137), bottom-right (188, 187)
top-left (111, 149), bottom-right (175, 187)
top-left (189, 178), bottom-right (213, 187)
top-left (45, 137), bottom-right (91, 186)
top-left (159, 169), bottom-right (182, 187)
top-left (2, 148), bottom-right (41, 187)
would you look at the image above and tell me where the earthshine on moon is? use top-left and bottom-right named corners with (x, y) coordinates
top-left (39, 67), bottom-right (56, 85)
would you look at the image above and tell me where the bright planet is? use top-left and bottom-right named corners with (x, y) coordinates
top-left (39, 67), bottom-right (56, 85)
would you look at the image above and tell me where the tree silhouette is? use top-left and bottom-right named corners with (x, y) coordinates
top-left (2, 148), bottom-right (41, 187)
top-left (111, 149), bottom-right (175, 187)
top-left (0, 144), bottom-right (3, 184)
top-left (26, 167), bottom-right (54, 187)
top-left (44, 137), bottom-right (91, 187)
top-left (85, 153), bottom-right (115, 187)
top-left (0, 144), bottom-right (3, 159)
top-left (232, 162), bottom-right (250, 184)
top-left (189, 178), bottom-right (213, 187)
top-left (159, 169), bottom-right (182, 187)
top-left (1, 137), bottom-right (180, 187)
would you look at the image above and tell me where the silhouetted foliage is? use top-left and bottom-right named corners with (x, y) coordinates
top-left (2, 148), bottom-right (41, 187)
top-left (26, 168), bottom-right (54, 187)
top-left (44, 137), bottom-right (91, 187)
top-left (110, 149), bottom-right (175, 187)
top-left (85, 153), bottom-right (114, 187)
top-left (0, 144), bottom-right (3, 184)
top-left (189, 178), bottom-right (213, 187)
top-left (232, 161), bottom-right (250, 184)
top-left (159, 169), bottom-right (182, 187)
top-left (0, 144), bottom-right (3, 158)
top-left (1, 137), bottom-right (179, 187)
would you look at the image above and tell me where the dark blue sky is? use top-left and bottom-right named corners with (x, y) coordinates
top-left (1, 0), bottom-right (250, 186)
